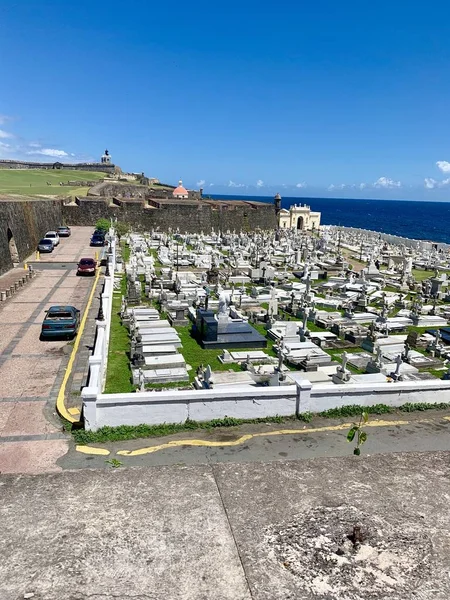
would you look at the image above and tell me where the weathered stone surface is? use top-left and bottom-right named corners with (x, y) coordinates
top-left (0, 199), bottom-right (63, 275)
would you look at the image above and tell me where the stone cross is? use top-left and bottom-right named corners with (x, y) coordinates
top-left (341, 351), bottom-right (349, 372)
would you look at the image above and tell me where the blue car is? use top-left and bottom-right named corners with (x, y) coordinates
top-left (90, 234), bottom-right (106, 247)
top-left (40, 305), bottom-right (81, 340)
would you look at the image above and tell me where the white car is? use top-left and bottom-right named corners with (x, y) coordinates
top-left (44, 231), bottom-right (60, 246)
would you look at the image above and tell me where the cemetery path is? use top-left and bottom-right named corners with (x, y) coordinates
top-left (62, 407), bottom-right (450, 470)
top-left (0, 227), bottom-right (100, 474)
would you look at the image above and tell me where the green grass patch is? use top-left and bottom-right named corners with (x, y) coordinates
top-left (104, 277), bottom-right (134, 394)
top-left (175, 325), bottom-right (260, 382)
top-left (0, 168), bottom-right (105, 197)
top-left (412, 268), bottom-right (432, 282)
top-left (72, 401), bottom-right (450, 444)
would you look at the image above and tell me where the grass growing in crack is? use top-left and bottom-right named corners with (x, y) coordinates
top-left (73, 402), bottom-right (450, 444)
top-left (73, 416), bottom-right (288, 444)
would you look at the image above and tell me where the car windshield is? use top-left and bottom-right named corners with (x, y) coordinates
top-left (39, 239), bottom-right (51, 244)
top-left (80, 259), bottom-right (94, 265)
top-left (47, 312), bottom-right (73, 319)
top-left (46, 234), bottom-right (56, 237)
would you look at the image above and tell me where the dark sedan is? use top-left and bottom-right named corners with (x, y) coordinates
top-left (40, 305), bottom-right (81, 340)
top-left (90, 234), bottom-right (106, 247)
top-left (77, 257), bottom-right (97, 276)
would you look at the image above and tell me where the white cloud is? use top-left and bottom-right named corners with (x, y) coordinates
top-left (441, 178), bottom-right (450, 186)
top-left (0, 129), bottom-right (14, 139)
top-left (0, 115), bottom-right (12, 126)
top-left (0, 141), bottom-right (10, 148)
top-left (436, 160), bottom-right (450, 173)
top-left (26, 148), bottom-right (69, 158)
top-left (424, 178), bottom-right (437, 189)
top-left (196, 179), bottom-right (205, 187)
top-left (256, 179), bottom-right (264, 188)
top-left (359, 183), bottom-right (367, 190)
top-left (209, 183), bottom-right (214, 187)
top-left (328, 183), bottom-right (346, 191)
top-left (373, 176), bottom-right (401, 189)
top-left (296, 182), bottom-right (307, 188)
top-left (28, 142), bottom-right (41, 148)
top-left (228, 180), bottom-right (246, 188)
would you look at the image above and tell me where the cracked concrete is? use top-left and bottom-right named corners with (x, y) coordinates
top-left (2, 452), bottom-right (450, 599)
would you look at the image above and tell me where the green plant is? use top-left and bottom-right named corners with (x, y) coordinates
top-left (95, 218), bottom-right (110, 232)
top-left (347, 412), bottom-right (369, 455)
top-left (105, 458), bottom-right (123, 468)
top-left (115, 221), bottom-right (130, 239)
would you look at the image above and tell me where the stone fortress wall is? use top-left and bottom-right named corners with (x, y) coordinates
top-left (0, 199), bottom-right (62, 275)
top-left (0, 159), bottom-right (115, 174)
top-left (62, 196), bottom-right (277, 233)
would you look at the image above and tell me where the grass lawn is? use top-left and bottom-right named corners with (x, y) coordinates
top-left (104, 278), bottom-right (134, 394)
top-left (0, 169), bottom-right (105, 197)
top-left (412, 268), bottom-right (433, 282)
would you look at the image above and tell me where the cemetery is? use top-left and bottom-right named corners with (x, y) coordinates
top-left (81, 223), bottom-right (450, 430)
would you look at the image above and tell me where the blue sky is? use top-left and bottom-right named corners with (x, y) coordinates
top-left (1, 0), bottom-right (450, 200)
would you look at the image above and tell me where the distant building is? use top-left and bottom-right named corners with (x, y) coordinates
top-left (277, 199), bottom-right (321, 231)
top-left (172, 179), bottom-right (189, 199)
top-left (101, 149), bottom-right (112, 165)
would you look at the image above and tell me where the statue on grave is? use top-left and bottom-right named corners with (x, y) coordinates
top-left (138, 368), bottom-right (146, 392)
top-left (402, 341), bottom-right (410, 363)
top-left (218, 289), bottom-right (230, 317)
top-left (375, 345), bottom-right (383, 368)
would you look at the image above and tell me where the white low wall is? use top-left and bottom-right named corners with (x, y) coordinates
top-left (82, 377), bottom-right (450, 431)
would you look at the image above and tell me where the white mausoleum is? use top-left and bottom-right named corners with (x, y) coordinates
top-left (278, 202), bottom-right (321, 231)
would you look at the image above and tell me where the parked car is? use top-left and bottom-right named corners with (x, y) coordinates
top-left (57, 226), bottom-right (71, 237)
top-left (90, 233), bottom-right (106, 247)
top-left (37, 238), bottom-right (54, 253)
top-left (40, 305), bottom-right (81, 340)
top-left (44, 231), bottom-right (60, 246)
top-left (77, 257), bottom-right (97, 276)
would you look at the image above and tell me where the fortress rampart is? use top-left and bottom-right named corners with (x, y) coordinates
top-left (0, 159), bottom-right (115, 173)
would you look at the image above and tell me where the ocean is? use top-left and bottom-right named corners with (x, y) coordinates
top-left (210, 194), bottom-right (450, 244)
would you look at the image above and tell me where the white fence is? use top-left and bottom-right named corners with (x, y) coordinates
top-left (81, 232), bottom-right (450, 431)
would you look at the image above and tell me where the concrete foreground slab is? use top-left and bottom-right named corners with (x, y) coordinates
top-left (1, 452), bottom-right (450, 599)
top-left (0, 465), bottom-right (251, 600)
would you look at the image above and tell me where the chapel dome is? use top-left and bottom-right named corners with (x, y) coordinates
top-left (173, 179), bottom-right (188, 197)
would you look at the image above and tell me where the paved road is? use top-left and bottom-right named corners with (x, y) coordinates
top-left (0, 226), bottom-right (99, 474)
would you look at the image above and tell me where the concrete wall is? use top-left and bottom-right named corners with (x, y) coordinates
top-left (63, 197), bottom-right (277, 233)
top-left (0, 199), bottom-right (63, 275)
top-left (83, 378), bottom-right (450, 431)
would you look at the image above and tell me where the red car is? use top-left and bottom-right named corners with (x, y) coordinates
top-left (77, 258), bottom-right (97, 276)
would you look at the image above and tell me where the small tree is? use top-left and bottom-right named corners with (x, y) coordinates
top-left (115, 221), bottom-right (130, 240)
top-left (347, 412), bottom-right (369, 455)
top-left (95, 218), bottom-right (110, 232)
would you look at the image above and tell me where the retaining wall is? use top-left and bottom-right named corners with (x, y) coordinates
top-left (63, 197), bottom-right (276, 233)
top-left (0, 199), bottom-right (62, 275)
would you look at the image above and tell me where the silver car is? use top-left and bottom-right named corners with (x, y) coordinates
top-left (44, 231), bottom-right (60, 246)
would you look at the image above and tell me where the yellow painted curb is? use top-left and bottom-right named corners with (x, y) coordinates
top-left (68, 407), bottom-right (81, 416)
top-left (115, 418), bottom-right (419, 457)
top-left (76, 445), bottom-right (110, 456)
top-left (56, 268), bottom-right (101, 423)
